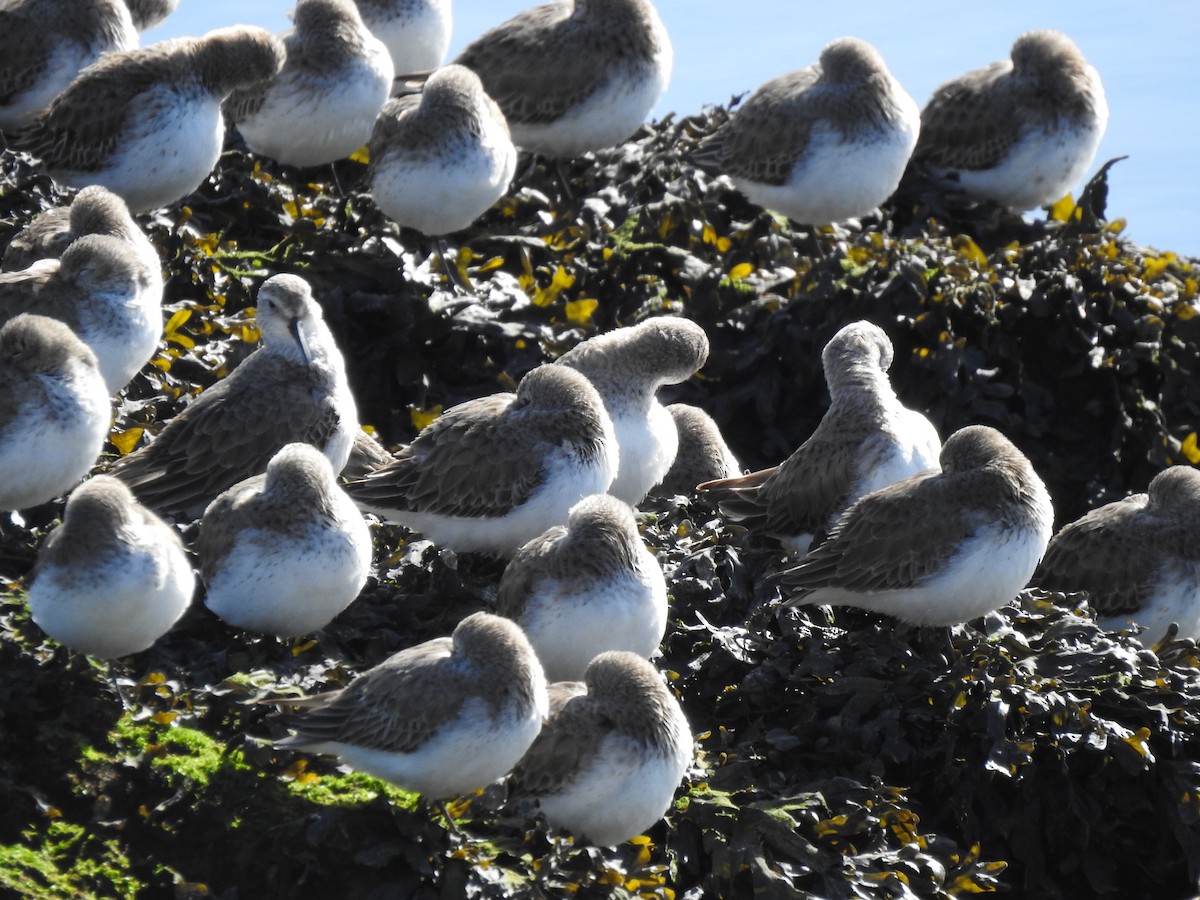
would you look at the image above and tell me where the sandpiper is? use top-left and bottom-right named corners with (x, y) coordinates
top-left (508, 651), bottom-right (692, 846)
top-left (496, 493), bottom-right (667, 682)
top-left (121, 0), bottom-right (178, 31)
top-left (654, 403), bottom-right (741, 498)
top-left (9, 25), bottom-right (286, 212)
top-left (695, 37), bottom-right (920, 226)
top-left (0, 0), bottom-right (137, 131)
top-left (453, 0), bottom-right (672, 158)
top-left (367, 64), bottom-right (516, 236)
top-left (345, 364), bottom-right (618, 555)
top-left (913, 30), bottom-right (1108, 211)
top-left (556, 317), bottom-right (710, 506)
top-left (26, 475), bottom-right (194, 658)
top-left (0, 233), bottom-right (161, 395)
top-left (1033, 466), bottom-right (1200, 643)
top-left (0, 315), bottom-right (110, 511)
top-left (771, 425), bottom-right (1054, 626)
top-left (699, 321), bottom-right (941, 553)
top-left (354, 0), bottom-right (451, 74)
top-left (198, 443), bottom-right (373, 638)
top-left (109, 274), bottom-right (358, 520)
top-left (268, 612), bottom-right (549, 801)
top-left (225, 0), bottom-right (394, 169)
top-left (2, 185), bottom-right (160, 284)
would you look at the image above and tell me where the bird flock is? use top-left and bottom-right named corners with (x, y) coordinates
top-left (0, 0), bottom-right (1178, 857)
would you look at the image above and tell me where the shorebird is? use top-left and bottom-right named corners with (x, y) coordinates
top-left (771, 425), bottom-right (1054, 626)
top-left (913, 30), bottom-right (1108, 211)
top-left (225, 0), bottom-right (394, 169)
top-left (1032, 466), bottom-right (1200, 643)
top-left (698, 321), bottom-right (941, 553)
top-left (0, 315), bottom-right (110, 511)
top-left (654, 403), bottom-right (741, 498)
top-left (9, 25), bottom-right (286, 212)
top-left (453, 0), bottom-right (672, 158)
top-left (0, 0), bottom-right (138, 131)
top-left (353, 0), bottom-right (451, 74)
top-left (0, 233), bottom-right (161, 395)
top-left (344, 364), bottom-right (618, 555)
top-left (694, 37), bottom-right (920, 226)
top-left (198, 443), bottom-right (373, 638)
top-left (1, 185), bottom-right (160, 282)
top-left (367, 64), bottom-right (516, 237)
top-left (508, 651), bottom-right (692, 846)
top-left (496, 493), bottom-right (667, 682)
top-left (109, 273), bottom-right (358, 520)
top-left (26, 475), bottom-right (194, 658)
top-left (556, 317), bottom-right (709, 506)
top-left (268, 612), bottom-right (549, 802)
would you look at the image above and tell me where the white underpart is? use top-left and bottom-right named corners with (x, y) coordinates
top-left (608, 400), bottom-right (677, 507)
top-left (363, 0), bottom-right (452, 73)
top-left (29, 521), bottom-right (194, 658)
top-left (799, 524), bottom-right (1050, 626)
top-left (203, 503), bottom-right (372, 638)
top-left (238, 43), bottom-right (394, 167)
top-left (0, 365), bottom-right (110, 510)
top-left (537, 719), bottom-right (692, 846)
top-left (1099, 563), bottom-right (1200, 645)
top-left (931, 70), bottom-right (1108, 211)
top-left (509, 43), bottom-right (672, 158)
top-left (301, 317), bottom-right (357, 475)
top-left (57, 88), bottom-right (225, 212)
top-left (370, 443), bottom-right (619, 554)
top-left (370, 108), bottom-right (516, 234)
top-left (520, 556), bottom-right (667, 682)
top-left (853, 411), bottom-right (943, 498)
top-left (736, 90), bottom-right (920, 225)
top-left (311, 690), bottom-right (547, 798)
top-left (77, 283), bottom-right (163, 394)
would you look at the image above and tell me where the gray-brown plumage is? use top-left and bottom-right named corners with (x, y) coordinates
top-left (2, 185), bottom-right (159, 276)
top-left (508, 651), bottom-right (692, 846)
top-left (268, 612), bottom-right (549, 799)
top-left (9, 25), bottom-right (285, 211)
top-left (1032, 466), bottom-right (1200, 641)
top-left (654, 404), bottom-right (740, 498)
top-left (0, 232), bottom-right (160, 394)
top-left (198, 442), bottom-right (372, 638)
top-left (27, 475), bottom-right (194, 658)
top-left (557, 316), bottom-right (709, 505)
top-left (344, 364), bottom-right (618, 554)
top-left (0, 0), bottom-right (137, 131)
top-left (0, 314), bottom-right (110, 511)
top-left (698, 321), bottom-right (940, 552)
top-left (225, 0), bottom-right (393, 168)
top-left (367, 64), bottom-right (516, 236)
top-left (913, 30), bottom-right (1108, 211)
top-left (453, 0), bottom-right (671, 158)
top-left (693, 37), bottom-right (919, 226)
top-left (108, 273), bottom-right (357, 520)
top-left (497, 493), bottom-right (667, 681)
top-left (771, 425), bottom-right (1054, 626)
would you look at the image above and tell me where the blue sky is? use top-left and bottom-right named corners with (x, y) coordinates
top-left (147, 1), bottom-right (1200, 257)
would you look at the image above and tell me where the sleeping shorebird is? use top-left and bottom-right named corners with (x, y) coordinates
top-left (771, 425), bottom-right (1053, 627)
top-left (913, 29), bottom-right (1108, 211)
top-left (695, 37), bottom-right (919, 226)
top-left (1033, 466), bottom-right (1200, 644)
top-left (344, 364), bottom-right (618, 555)
top-left (453, 0), bottom-right (672, 158)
